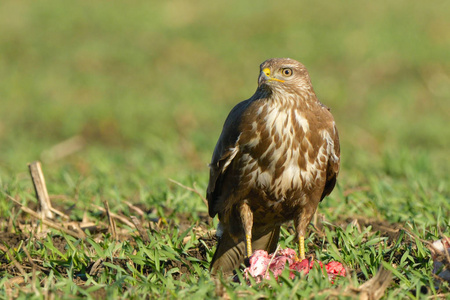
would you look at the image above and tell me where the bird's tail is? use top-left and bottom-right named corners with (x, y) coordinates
top-left (210, 226), bottom-right (281, 275)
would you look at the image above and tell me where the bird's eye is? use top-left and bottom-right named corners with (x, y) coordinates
top-left (282, 68), bottom-right (293, 77)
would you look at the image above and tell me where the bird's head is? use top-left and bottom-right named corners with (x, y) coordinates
top-left (257, 58), bottom-right (313, 95)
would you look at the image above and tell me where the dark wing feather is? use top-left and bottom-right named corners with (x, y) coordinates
top-left (320, 123), bottom-right (340, 201)
top-left (207, 99), bottom-right (253, 217)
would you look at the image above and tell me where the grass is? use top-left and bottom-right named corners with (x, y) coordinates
top-left (0, 0), bottom-right (449, 298)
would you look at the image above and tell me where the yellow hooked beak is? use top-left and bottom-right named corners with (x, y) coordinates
top-left (261, 68), bottom-right (285, 83)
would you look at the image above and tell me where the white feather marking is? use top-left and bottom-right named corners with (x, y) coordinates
top-left (321, 130), bottom-right (339, 163)
top-left (257, 105), bottom-right (264, 115)
top-left (258, 171), bottom-right (272, 188)
top-left (222, 133), bottom-right (241, 171)
top-left (295, 112), bottom-right (310, 132)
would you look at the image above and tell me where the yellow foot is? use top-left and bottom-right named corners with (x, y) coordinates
top-left (245, 234), bottom-right (253, 258)
top-left (299, 235), bottom-right (305, 260)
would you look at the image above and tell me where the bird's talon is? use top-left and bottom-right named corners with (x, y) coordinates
top-left (244, 256), bottom-right (251, 267)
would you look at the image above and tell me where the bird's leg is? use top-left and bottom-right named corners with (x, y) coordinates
top-left (299, 235), bottom-right (305, 260)
top-left (294, 211), bottom-right (311, 261)
top-left (239, 202), bottom-right (253, 258)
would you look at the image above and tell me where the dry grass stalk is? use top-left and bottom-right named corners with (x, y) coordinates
top-left (4, 276), bottom-right (25, 299)
top-left (91, 203), bottom-right (135, 228)
top-left (103, 200), bottom-right (117, 241)
top-left (6, 193), bottom-right (85, 239)
top-left (0, 243), bottom-right (8, 252)
top-left (349, 267), bottom-right (392, 300)
top-left (130, 216), bottom-right (150, 243)
top-left (124, 200), bottom-right (145, 216)
top-left (310, 267), bottom-right (392, 300)
top-left (28, 161), bottom-right (54, 219)
top-left (168, 178), bottom-right (208, 207)
top-left (89, 258), bottom-right (104, 276)
top-left (22, 245), bottom-right (37, 270)
top-left (24, 206), bottom-right (86, 239)
top-left (264, 243), bottom-right (281, 279)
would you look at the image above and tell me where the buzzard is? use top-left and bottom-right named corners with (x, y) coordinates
top-left (207, 58), bottom-right (340, 274)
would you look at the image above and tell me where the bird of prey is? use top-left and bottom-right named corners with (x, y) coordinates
top-left (207, 58), bottom-right (340, 274)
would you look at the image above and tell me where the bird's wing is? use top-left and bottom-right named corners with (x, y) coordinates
top-left (207, 99), bottom-right (252, 217)
top-left (321, 121), bottom-right (340, 201)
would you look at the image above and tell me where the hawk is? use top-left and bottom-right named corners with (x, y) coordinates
top-left (207, 58), bottom-right (340, 274)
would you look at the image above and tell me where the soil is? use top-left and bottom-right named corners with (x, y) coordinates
top-left (0, 232), bottom-right (28, 249)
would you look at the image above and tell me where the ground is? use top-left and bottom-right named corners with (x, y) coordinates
top-left (0, 189), bottom-right (448, 298)
top-left (0, 0), bottom-right (449, 299)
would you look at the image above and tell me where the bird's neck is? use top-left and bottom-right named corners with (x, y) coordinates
top-left (254, 87), bottom-right (318, 110)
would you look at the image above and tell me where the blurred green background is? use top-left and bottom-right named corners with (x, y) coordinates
top-left (0, 0), bottom-right (449, 220)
